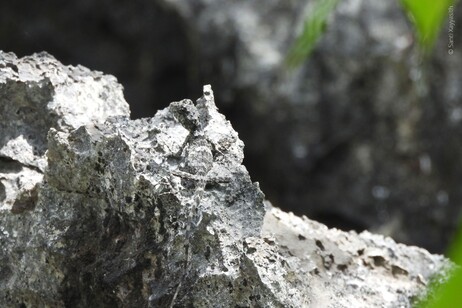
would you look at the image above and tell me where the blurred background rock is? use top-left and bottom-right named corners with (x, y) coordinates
top-left (2, 0), bottom-right (461, 253)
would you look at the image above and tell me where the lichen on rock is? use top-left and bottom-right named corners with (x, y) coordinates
top-left (0, 51), bottom-right (452, 307)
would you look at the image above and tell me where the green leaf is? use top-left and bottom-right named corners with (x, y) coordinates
top-left (417, 223), bottom-right (462, 308)
top-left (400, 0), bottom-right (455, 51)
top-left (286, 0), bottom-right (341, 68)
top-left (417, 269), bottom-right (462, 308)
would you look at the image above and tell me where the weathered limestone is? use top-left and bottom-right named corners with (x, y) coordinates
top-left (2, 0), bottom-right (462, 253)
top-left (0, 52), bottom-right (451, 307)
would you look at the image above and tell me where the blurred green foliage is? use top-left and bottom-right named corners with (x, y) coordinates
top-left (416, 225), bottom-right (462, 308)
top-left (285, 0), bottom-right (340, 68)
top-left (417, 269), bottom-right (462, 308)
top-left (287, 0), bottom-right (455, 67)
top-left (400, 0), bottom-right (456, 52)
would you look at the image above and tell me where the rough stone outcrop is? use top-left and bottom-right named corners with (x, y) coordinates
top-left (2, 0), bottom-right (461, 253)
top-left (0, 51), bottom-right (129, 213)
top-left (158, 0), bottom-right (462, 253)
top-left (0, 52), bottom-right (451, 307)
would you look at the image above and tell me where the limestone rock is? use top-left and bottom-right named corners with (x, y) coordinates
top-left (262, 207), bottom-right (450, 307)
top-left (0, 51), bottom-right (451, 307)
top-left (0, 51), bottom-right (129, 213)
top-left (158, 0), bottom-right (462, 253)
top-left (2, 0), bottom-right (462, 253)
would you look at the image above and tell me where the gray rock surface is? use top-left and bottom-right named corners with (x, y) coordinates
top-left (2, 0), bottom-right (461, 253)
top-left (159, 0), bottom-right (462, 253)
top-left (0, 51), bottom-right (128, 215)
top-left (0, 52), bottom-right (451, 307)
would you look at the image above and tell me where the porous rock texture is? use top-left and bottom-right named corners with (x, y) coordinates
top-left (0, 52), bottom-right (451, 307)
top-left (158, 0), bottom-right (462, 253)
top-left (2, 0), bottom-right (461, 253)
